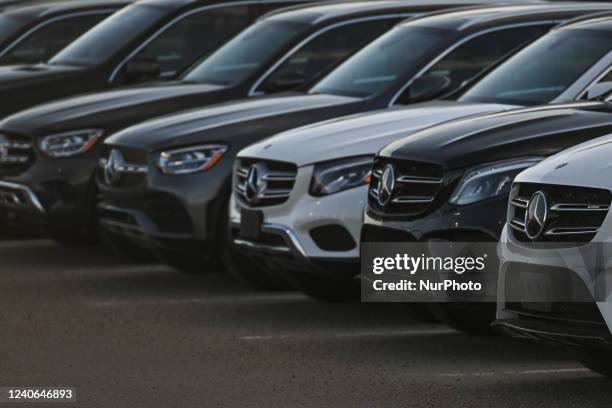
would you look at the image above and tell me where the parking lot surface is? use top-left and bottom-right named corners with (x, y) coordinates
top-left (1, 240), bottom-right (611, 407)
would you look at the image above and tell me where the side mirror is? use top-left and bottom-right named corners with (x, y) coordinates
top-left (585, 82), bottom-right (612, 101)
top-left (399, 74), bottom-right (451, 104)
top-left (259, 69), bottom-right (308, 94)
top-left (124, 55), bottom-right (161, 82)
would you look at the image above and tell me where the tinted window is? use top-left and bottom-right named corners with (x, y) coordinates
top-left (423, 25), bottom-right (550, 90)
top-left (50, 4), bottom-right (167, 66)
top-left (184, 20), bottom-right (306, 86)
top-left (257, 18), bottom-right (397, 94)
top-left (133, 5), bottom-right (253, 77)
top-left (0, 14), bottom-right (33, 44)
top-left (0, 13), bottom-right (109, 65)
top-left (311, 26), bottom-right (449, 97)
top-left (459, 29), bottom-right (612, 105)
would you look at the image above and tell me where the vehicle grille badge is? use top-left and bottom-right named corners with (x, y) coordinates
top-left (377, 164), bottom-right (395, 207)
top-left (525, 191), bottom-right (548, 240)
top-left (245, 163), bottom-right (268, 204)
top-left (104, 149), bottom-right (125, 186)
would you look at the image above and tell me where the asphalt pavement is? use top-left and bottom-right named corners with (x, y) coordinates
top-left (1, 240), bottom-right (611, 407)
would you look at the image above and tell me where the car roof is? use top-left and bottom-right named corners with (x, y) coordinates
top-left (2, 0), bottom-right (132, 19)
top-left (396, 2), bottom-right (612, 32)
top-left (261, 0), bottom-right (534, 25)
top-left (556, 10), bottom-right (612, 31)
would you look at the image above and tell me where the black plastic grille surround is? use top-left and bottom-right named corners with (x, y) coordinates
top-left (509, 182), bottom-right (611, 245)
top-left (234, 158), bottom-right (297, 207)
top-left (368, 157), bottom-right (444, 218)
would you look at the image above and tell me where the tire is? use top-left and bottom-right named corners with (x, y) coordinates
top-left (156, 249), bottom-right (219, 275)
top-left (284, 270), bottom-right (360, 302)
top-left (99, 228), bottom-right (156, 263)
top-left (427, 302), bottom-right (497, 336)
top-left (570, 347), bottom-right (612, 377)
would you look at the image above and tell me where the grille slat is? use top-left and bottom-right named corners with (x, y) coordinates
top-left (368, 158), bottom-right (443, 217)
top-left (235, 158), bottom-right (297, 207)
top-left (510, 183), bottom-right (611, 245)
top-left (0, 133), bottom-right (34, 173)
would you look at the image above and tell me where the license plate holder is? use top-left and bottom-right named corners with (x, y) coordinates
top-left (520, 271), bottom-right (552, 312)
top-left (240, 209), bottom-right (264, 240)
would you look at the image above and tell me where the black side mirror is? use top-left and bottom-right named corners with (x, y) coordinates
top-left (259, 69), bottom-right (308, 94)
top-left (400, 74), bottom-right (451, 104)
top-left (124, 55), bottom-right (161, 82)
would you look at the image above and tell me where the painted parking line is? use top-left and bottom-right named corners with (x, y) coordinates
top-left (437, 367), bottom-right (591, 378)
top-left (240, 327), bottom-right (457, 341)
top-left (88, 292), bottom-right (308, 307)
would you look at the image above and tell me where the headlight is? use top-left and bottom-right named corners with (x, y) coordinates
top-left (39, 129), bottom-right (103, 158)
top-left (310, 156), bottom-right (372, 196)
top-left (157, 144), bottom-right (227, 175)
top-left (449, 158), bottom-right (543, 205)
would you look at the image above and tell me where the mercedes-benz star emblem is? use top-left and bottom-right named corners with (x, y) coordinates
top-left (104, 149), bottom-right (124, 186)
top-left (245, 163), bottom-right (267, 204)
top-left (377, 164), bottom-right (396, 207)
top-left (525, 191), bottom-right (548, 240)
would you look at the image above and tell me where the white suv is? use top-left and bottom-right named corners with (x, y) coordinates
top-left (495, 135), bottom-right (612, 376)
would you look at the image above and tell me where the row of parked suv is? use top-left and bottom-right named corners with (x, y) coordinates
top-left (2, 0), bottom-right (612, 376)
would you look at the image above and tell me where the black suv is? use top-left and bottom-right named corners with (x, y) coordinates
top-left (0, 0), bottom-right (452, 245)
top-left (0, 0), bottom-right (309, 118)
top-left (0, 0), bottom-right (131, 66)
top-left (363, 16), bottom-right (612, 332)
top-left (93, 3), bottom-right (610, 282)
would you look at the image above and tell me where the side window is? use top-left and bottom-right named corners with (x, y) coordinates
top-left (584, 68), bottom-right (612, 100)
top-left (0, 13), bottom-right (108, 65)
top-left (256, 18), bottom-right (399, 94)
top-left (423, 25), bottom-right (551, 90)
top-left (132, 4), bottom-right (254, 77)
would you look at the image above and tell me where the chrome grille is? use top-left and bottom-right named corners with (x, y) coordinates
top-left (509, 182), bottom-right (611, 244)
top-left (368, 158), bottom-right (443, 217)
top-left (0, 133), bottom-right (34, 173)
top-left (234, 158), bottom-right (297, 207)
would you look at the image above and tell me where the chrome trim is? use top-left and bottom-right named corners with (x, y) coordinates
top-left (0, 10), bottom-right (117, 60)
top-left (396, 175), bottom-right (442, 184)
top-left (0, 180), bottom-right (44, 212)
top-left (231, 221), bottom-right (307, 257)
top-left (391, 196), bottom-right (433, 204)
top-left (109, 1), bottom-right (260, 83)
top-left (550, 203), bottom-right (610, 211)
top-left (233, 238), bottom-right (291, 253)
top-left (511, 197), bottom-right (529, 209)
top-left (545, 227), bottom-right (600, 236)
top-left (389, 20), bottom-right (562, 107)
top-left (99, 158), bottom-right (148, 174)
top-left (509, 218), bottom-right (526, 232)
top-left (248, 13), bottom-right (417, 96)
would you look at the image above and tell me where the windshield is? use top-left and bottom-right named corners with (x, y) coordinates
top-left (0, 14), bottom-right (33, 45)
top-left (310, 26), bottom-right (450, 97)
top-left (50, 4), bottom-right (167, 66)
top-left (459, 29), bottom-right (612, 105)
top-left (184, 20), bottom-right (308, 86)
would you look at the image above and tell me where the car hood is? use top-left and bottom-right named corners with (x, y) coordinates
top-left (106, 93), bottom-right (359, 151)
top-left (0, 63), bottom-right (83, 90)
top-left (0, 82), bottom-right (226, 136)
top-left (379, 101), bottom-right (612, 171)
top-left (516, 134), bottom-right (612, 190)
top-left (238, 101), bottom-right (514, 167)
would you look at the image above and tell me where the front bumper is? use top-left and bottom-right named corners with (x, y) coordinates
top-left (0, 151), bottom-right (98, 234)
top-left (495, 224), bottom-right (612, 347)
top-left (98, 154), bottom-right (233, 256)
top-left (229, 164), bottom-right (362, 279)
top-left (361, 195), bottom-right (508, 305)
